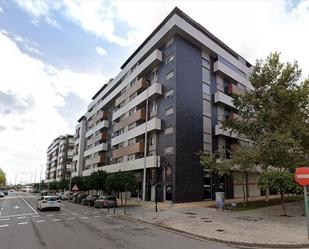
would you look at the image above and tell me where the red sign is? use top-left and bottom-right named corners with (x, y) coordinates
top-left (72, 184), bottom-right (79, 191)
top-left (295, 167), bottom-right (309, 186)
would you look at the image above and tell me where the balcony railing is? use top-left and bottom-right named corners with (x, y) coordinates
top-left (112, 141), bottom-right (144, 159)
top-left (114, 108), bottom-right (146, 132)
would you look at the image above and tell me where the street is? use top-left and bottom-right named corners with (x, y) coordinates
top-left (0, 192), bottom-right (235, 249)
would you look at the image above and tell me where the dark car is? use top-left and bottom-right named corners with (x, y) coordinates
top-left (77, 193), bottom-right (88, 204)
top-left (72, 193), bottom-right (79, 203)
top-left (81, 195), bottom-right (99, 206)
top-left (94, 195), bottom-right (117, 208)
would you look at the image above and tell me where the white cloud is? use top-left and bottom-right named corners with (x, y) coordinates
top-left (96, 46), bottom-right (107, 56)
top-left (0, 32), bottom-right (106, 184)
top-left (0, 6), bottom-right (4, 13)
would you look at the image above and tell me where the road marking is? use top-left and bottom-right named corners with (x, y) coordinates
top-left (0, 208), bottom-right (3, 211)
top-left (72, 212), bottom-right (79, 215)
top-left (0, 213), bottom-right (36, 219)
top-left (0, 218), bottom-right (10, 221)
top-left (0, 224), bottom-right (9, 228)
top-left (81, 217), bottom-right (88, 219)
top-left (32, 215), bottom-right (41, 218)
top-left (17, 216), bottom-right (26, 219)
top-left (18, 222), bottom-right (28, 225)
top-left (36, 220), bottom-right (45, 223)
top-left (67, 217), bottom-right (75, 221)
top-left (83, 211), bottom-right (89, 214)
top-left (17, 193), bottom-right (38, 214)
top-left (60, 213), bottom-right (67, 216)
top-left (13, 205), bottom-right (20, 209)
top-left (47, 214), bottom-right (54, 217)
top-left (53, 219), bottom-right (61, 222)
top-left (94, 215), bottom-right (101, 218)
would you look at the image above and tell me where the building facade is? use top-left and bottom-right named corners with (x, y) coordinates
top-left (71, 7), bottom-right (260, 202)
top-left (45, 135), bottom-right (74, 182)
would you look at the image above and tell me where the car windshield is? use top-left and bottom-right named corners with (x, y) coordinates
top-left (45, 197), bottom-right (57, 201)
top-left (106, 196), bottom-right (116, 200)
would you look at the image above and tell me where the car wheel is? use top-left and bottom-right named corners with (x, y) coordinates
top-left (57, 207), bottom-right (61, 211)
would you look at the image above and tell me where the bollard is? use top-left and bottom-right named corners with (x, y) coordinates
top-left (107, 203), bottom-right (110, 213)
top-left (113, 205), bottom-right (115, 214)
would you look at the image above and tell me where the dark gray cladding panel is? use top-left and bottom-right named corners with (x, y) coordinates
top-left (174, 35), bottom-right (204, 202)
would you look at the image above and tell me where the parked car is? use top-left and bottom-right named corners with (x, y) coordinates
top-left (77, 193), bottom-right (88, 204)
top-left (64, 191), bottom-right (73, 200)
top-left (94, 195), bottom-right (117, 208)
top-left (81, 195), bottom-right (99, 206)
top-left (0, 191), bottom-right (5, 198)
top-left (37, 196), bottom-right (61, 211)
top-left (72, 192), bottom-right (79, 203)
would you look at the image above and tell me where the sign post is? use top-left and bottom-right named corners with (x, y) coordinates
top-left (295, 167), bottom-right (309, 239)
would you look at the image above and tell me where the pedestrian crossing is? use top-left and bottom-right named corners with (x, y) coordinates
top-left (0, 210), bottom-right (109, 229)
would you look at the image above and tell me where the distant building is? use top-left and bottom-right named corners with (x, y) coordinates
top-left (71, 7), bottom-right (260, 202)
top-left (45, 135), bottom-right (74, 182)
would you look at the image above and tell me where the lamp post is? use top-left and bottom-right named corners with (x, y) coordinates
top-left (142, 85), bottom-right (149, 217)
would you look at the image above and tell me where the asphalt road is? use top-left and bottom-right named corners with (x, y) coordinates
top-left (0, 192), bottom-right (236, 249)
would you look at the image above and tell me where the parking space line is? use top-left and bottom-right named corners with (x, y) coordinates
top-left (0, 213), bottom-right (35, 219)
top-left (53, 219), bottom-right (61, 222)
top-left (32, 215), bottom-right (41, 218)
top-left (36, 220), bottom-right (45, 223)
top-left (67, 217), bottom-right (75, 221)
top-left (94, 215), bottom-right (101, 218)
top-left (81, 217), bottom-right (88, 219)
top-left (17, 216), bottom-right (26, 219)
top-left (47, 214), bottom-right (54, 217)
top-left (60, 213), bottom-right (67, 216)
top-left (0, 224), bottom-right (9, 228)
top-left (72, 213), bottom-right (79, 215)
top-left (0, 218), bottom-right (10, 221)
top-left (18, 222), bottom-right (28, 225)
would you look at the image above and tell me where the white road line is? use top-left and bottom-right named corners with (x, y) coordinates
top-left (60, 213), bottom-right (67, 216)
top-left (81, 217), bottom-right (88, 219)
top-left (72, 212), bottom-right (79, 215)
top-left (17, 193), bottom-right (38, 214)
top-left (0, 213), bottom-right (36, 219)
top-left (18, 222), bottom-right (28, 225)
top-left (67, 217), bottom-right (75, 220)
top-left (94, 215), bottom-right (101, 218)
top-left (17, 216), bottom-right (26, 219)
top-left (0, 218), bottom-right (10, 221)
top-left (36, 220), bottom-right (45, 223)
top-left (47, 214), bottom-right (54, 217)
top-left (83, 211), bottom-right (89, 214)
top-left (0, 224), bottom-right (9, 228)
top-left (53, 219), bottom-right (61, 222)
top-left (32, 215), bottom-right (41, 218)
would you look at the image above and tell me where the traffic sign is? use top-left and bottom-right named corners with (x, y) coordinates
top-left (72, 184), bottom-right (79, 191)
top-left (295, 167), bottom-right (309, 186)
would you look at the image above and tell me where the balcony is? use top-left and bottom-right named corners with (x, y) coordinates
top-left (94, 131), bottom-right (108, 142)
top-left (114, 108), bottom-right (146, 132)
top-left (228, 112), bottom-right (241, 121)
top-left (85, 120), bottom-right (109, 138)
top-left (228, 83), bottom-right (245, 96)
top-left (112, 83), bottom-right (162, 121)
top-left (93, 154), bottom-right (106, 164)
top-left (214, 91), bottom-right (235, 108)
top-left (214, 60), bottom-right (253, 90)
top-left (83, 142), bottom-right (108, 157)
top-left (113, 141), bottom-right (144, 159)
top-left (229, 143), bottom-right (240, 153)
top-left (115, 78), bottom-right (149, 107)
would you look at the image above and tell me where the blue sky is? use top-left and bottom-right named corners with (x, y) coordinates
top-left (0, 0), bottom-right (308, 184)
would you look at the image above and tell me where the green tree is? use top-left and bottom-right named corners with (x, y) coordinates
top-left (223, 52), bottom-right (309, 203)
top-left (58, 178), bottom-right (69, 191)
top-left (106, 171), bottom-right (138, 206)
top-left (0, 168), bottom-right (6, 186)
top-left (90, 170), bottom-right (107, 194)
top-left (258, 170), bottom-right (299, 216)
top-left (49, 181), bottom-right (59, 191)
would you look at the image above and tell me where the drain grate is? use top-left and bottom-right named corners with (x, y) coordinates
top-left (216, 229), bottom-right (224, 232)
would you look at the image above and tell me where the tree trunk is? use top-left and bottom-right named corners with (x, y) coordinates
top-left (120, 192), bottom-right (123, 207)
top-left (280, 190), bottom-right (287, 216)
top-left (241, 173), bottom-right (247, 207)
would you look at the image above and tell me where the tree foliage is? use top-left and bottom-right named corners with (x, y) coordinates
top-left (0, 168), bottom-right (6, 186)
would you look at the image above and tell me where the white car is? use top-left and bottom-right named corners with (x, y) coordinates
top-left (37, 196), bottom-right (61, 211)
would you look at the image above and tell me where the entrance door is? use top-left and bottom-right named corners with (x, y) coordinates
top-left (165, 185), bottom-right (172, 201)
top-left (204, 173), bottom-right (212, 200)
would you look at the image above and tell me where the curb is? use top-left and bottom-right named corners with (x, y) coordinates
top-left (116, 214), bottom-right (309, 249)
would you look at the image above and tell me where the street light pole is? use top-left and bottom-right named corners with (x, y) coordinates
top-left (69, 169), bottom-right (72, 192)
top-left (142, 85), bottom-right (149, 217)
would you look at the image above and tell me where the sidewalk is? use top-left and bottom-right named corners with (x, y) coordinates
top-left (113, 198), bottom-right (309, 248)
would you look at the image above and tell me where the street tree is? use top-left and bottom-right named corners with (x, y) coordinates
top-left (0, 168), bottom-right (6, 186)
top-left (90, 170), bottom-right (107, 194)
top-left (223, 52), bottom-right (309, 202)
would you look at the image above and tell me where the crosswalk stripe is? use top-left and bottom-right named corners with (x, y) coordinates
top-left (0, 224), bottom-right (9, 228)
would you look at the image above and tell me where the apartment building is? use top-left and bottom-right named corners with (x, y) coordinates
top-left (72, 7), bottom-right (260, 202)
top-left (45, 135), bottom-right (74, 182)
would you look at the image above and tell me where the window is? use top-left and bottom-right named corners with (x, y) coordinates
top-left (165, 107), bottom-right (174, 116)
top-left (164, 146), bottom-right (173, 155)
top-left (203, 116), bottom-right (211, 133)
top-left (203, 133), bottom-right (212, 144)
top-left (203, 100), bottom-right (211, 117)
top-left (128, 138), bottom-right (135, 145)
top-left (203, 143), bottom-right (211, 152)
top-left (165, 88), bottom-right (174, 98)
top-left (119, 114), bottom-right (125, 121)
top-left (202, 58), bottom-right (210, 68)
top-left (119, 101), bottom-right (126, 108)
top-left (166, 53), bottom-right (174, 64)
top-left (166, 71), bottom-right (174, 81)
top-left (128, 154), bottom-right (135, 161)
top-left (117, 157), bottom-right (123, 163)
top-left (129, 92), bottom-right (137, 101)
top-left (130, 78), bottom-right (137, 87)
top-left (202, 67), bottom-right (210, 84)
top-left (128, 123), bottom-right (135, 130)
top-left (151, 68), bottom-right (158, 82)
top-left (118, 142), bottom-right (124, 148)
top-left (166, 37), bottom-right (174, 47)
top-left (129, 107), bottom-right (137, 116)
top-left (202, 83), bottom-right (210, 95)
top-left (150, 134), bottom-right (155, 146)
top-left (150, 100), bottom-right (157, 113)
top-left (118, 128), bottom-right (125, 135)
top-left (120, 88), bottom-right (126, 96)
top-left (164, 126), bottom-right (173, 135)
